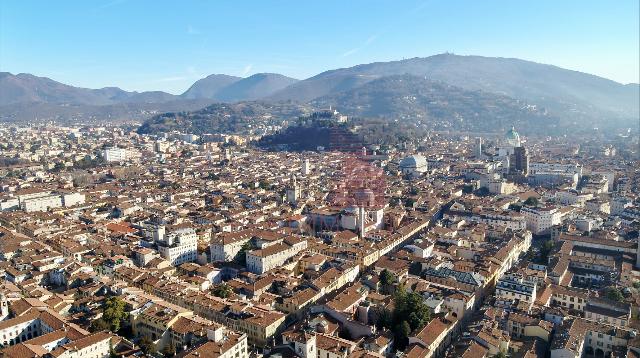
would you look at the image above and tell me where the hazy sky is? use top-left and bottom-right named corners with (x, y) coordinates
top-left (1, 0), bottom-right (638, 94)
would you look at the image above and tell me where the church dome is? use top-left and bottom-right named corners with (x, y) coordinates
top-left (505, 126), bottom-right (521, 147)
top-left (400, 154), bottom-right (427, 169)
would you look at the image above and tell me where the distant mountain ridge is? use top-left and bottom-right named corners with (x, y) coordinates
top-left (180, 74), bottom-right (241, 100)
top-left (0, 72), bottom-right (179, 105)
top-left (1, 54), bottom-right (638, 127)
top-left (269, 54), bottom-right (639, 119)
top-left (212, 73), bottom-right (299, 102)
top-left (138, 74), bottom-right (559, 136)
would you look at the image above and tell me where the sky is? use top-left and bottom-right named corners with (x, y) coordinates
top-left (1, 0), bottom-right (638, 94)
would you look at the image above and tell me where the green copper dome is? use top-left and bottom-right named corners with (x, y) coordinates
top-left (505, 126), bottom-right (521, 147)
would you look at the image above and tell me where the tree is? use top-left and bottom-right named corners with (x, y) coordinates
top-left (162, 343), bottom-right (176, 357)
top-left (72, 173), bottom-right (92, 187)
top-left (381, 284), bottom-right (431, 352)
top-left (539, 240), bottom-right (555, 264)
top-left (374, 307), bottom-right (393, 330)
top-left (90, 318), bottom-right (111, 332)
top-left (404, 198), bottom-right (416, 208)
top-left (524, 197), bottom-right (539, 206)
top-left (494, 352), bottom-right (507, 358)
top-left (394, 321), bottom-right (411, 351)
top-left (101, 297), bottom-right (128, 333)
top-left (379, 269), bottom-right (395, 294)
top-left (395, 289), bottom-right (431, 331)
top-left (109, 341), bottom-right (117, 358)
top-left (409, 262), bottom-right (423, 276)
top-left (213, 283), bottom-right (233, 298)
top-left (51, 162), bottom-right (66, 172)
top-left (605, 287), bottom-right (624, 302)
top-left (475, 187), bottom-right (490, 196)
top-left (138, 335), bottom-right (155, 354)
top-left (259, 180), bottom-right (271, 190)
top-left (234, 241), bottom-right (253, 266)
top-left (508, 203), bottom-right (522, 212)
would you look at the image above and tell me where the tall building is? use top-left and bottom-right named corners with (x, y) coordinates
top-left (286, 175), bottom-right (300, 204)
top-left (302, 159), bottom-right (310, 176)
top-left (509, 146), bottom-right (529, 175)
top-left (474, 137), bottom-right (483, 158)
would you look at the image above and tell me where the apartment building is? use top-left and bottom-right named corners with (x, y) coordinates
top-left (158, 227), bottom-right (198, 266)
top-left (521, 206), bottom-right (562, 235)
top-left (21, 193), bottom-right (63, 212)
top-left (246, 237), bottom-right (307, 274)
top-left (584, 298), bottom-right (631, 328)
top-left (3, 331), bottom-right (113, 358)
top-left (529, 162), bottom-right (582, 177)
top-left (131, 300), bottom-right (194, 352)
top-left (408, 315), bottom-right (459, 358)
top-left (495, 273), bottom-right (537, 305)
top-left (550, 318), bottom-right (633, 358)
top-left (182, 328), bottom-right (248, 358)
top-left (102, 147), bottom-right (130, 162)
top-left (210, 231), bottom-right (253, 262)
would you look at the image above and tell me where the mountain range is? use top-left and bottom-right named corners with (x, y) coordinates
top-left (1, 54), bottom-right (638, 132)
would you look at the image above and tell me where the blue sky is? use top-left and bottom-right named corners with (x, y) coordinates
top-left (1, 0), bottom-right (638, 94)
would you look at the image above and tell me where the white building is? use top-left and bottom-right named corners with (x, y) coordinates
top-left (102, 147), bottom-right (130, 162)
top-left (497, 127), bottom-right (521, 157)
top-left (246, 237), bottom-right (307, 274)
top-left (521, 206), bottom-right (562, 235)
top-left (399, 155), bottom-right (428, 177)
top-left (62, 192), bottom-right (86, 207)
top-left (496, 273), bottom-right (537, 305)
top-left (529, 162), bottom-right (582, 177)
top-left (209, 232), bottom-right (253, 262)
top-left (157, 227), bottom-right (198, 266)
top-left (610, 197), bottom-right (632, 215)
top-left (555, 190), bottom-right (593, 207)
top-left (286, 176), bottom-right (300, 204)
top-left (20, 193), bottom-right (63, 212)
top-left (0, 197), bottom-right (20, 211)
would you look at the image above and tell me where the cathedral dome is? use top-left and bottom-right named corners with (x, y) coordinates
top-left (505, 126), bottom-right (521, 147)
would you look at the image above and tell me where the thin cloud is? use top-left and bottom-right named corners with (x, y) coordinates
top-left (241, 64), bottom-right (253, 76)
top-left (154, 67), bottom-right (203, 83)
top-left (187, 25), bottom-right (201, 35)
top-left (342, 35), bottom-right (378, 57)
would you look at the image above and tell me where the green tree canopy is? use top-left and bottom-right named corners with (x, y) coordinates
top-left (138, 335), bottom-right (155, 354)
top-left (213, 283), bottom-right (233, 298)
top-left (103, 296), bottom-right (128, 332)
top-left (605, 287), bottom-right (624, 302)
top-left (377, 284), bottom-right (432, 352)
top-left (91, 296), bottom-right (128, 333)
top-left (539, 240), bottom-right (555, 264)
top-left (524, 196), bottom-right (539, 206)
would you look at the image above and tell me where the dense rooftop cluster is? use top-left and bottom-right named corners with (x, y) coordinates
top-left (0, 123), bottom-right (638, 358)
